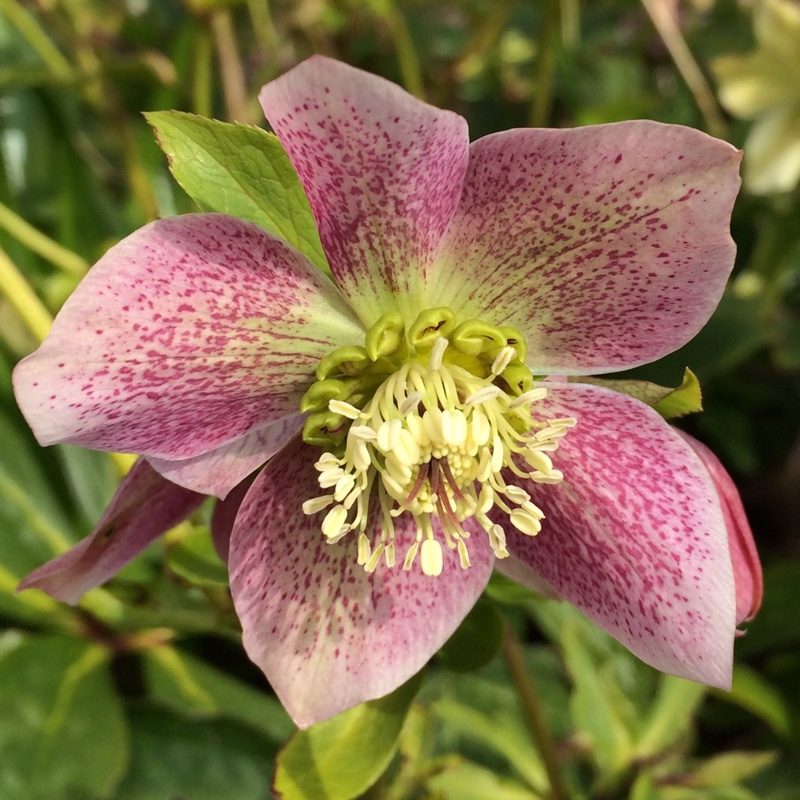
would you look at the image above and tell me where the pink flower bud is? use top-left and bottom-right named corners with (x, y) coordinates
top-left (679, 432), bottom-right (763, 628)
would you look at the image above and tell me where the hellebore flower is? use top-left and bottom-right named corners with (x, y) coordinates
top-left (14, 56), bottom-right (746, 727)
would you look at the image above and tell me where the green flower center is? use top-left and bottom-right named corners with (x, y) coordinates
top-left (300, 307), bottom-right (574, 576)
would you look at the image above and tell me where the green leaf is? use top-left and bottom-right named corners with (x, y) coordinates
top-left (54, 444), bottom-right (119, 531)
top-left (164, 524), bottom-right (230, 586)
top-left (116, 705), bottom-right (275, 800)
top-left (423, 649), bottom-right (571, 795)
top-left (660, 787), bottom-right (760, 800)
top-left (630, 773), bottom-right (661, 800)
top-left (774, 312), bottom-right (800, 371)
top-left (426, 760), bottom-right (545, 800)
top-left (635, 675), bottom-right (706, 759)
top-left (638, 777), bottom-right (762, 800)
top-left (735, 562), bottom-right (800, 658)
top-left (683, 751), bottom-right (779, 788)
top-left (0, 407), bottom-right (84, 628)
top-left (577, 368), bottom-right (702, 419)
top-left (653, 368), bottom-right (703, 419)
top-left (0, 635), bottom-right (129, 800)
top-left (273, 672), bottom-right (422, 800)
top-left (144, 645), bottom-right (294, 742)
top-left (560, 619), bottom-right (634, 778)
top-left (439, 597), bottom-right (504, 673)
top-left (712, 664), bottom-right (791, 736)
top-left (145, 111), bottom-right (329, 271)
top-left (430, 699), bottom-right (547, 793)
top-left (0, 413), bottom-right (73, 572)
top-left (486, 571), bottom-right (540, 605)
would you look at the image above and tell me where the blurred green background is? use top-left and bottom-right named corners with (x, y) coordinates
top-left (1, 1), bottom-right (799, 798)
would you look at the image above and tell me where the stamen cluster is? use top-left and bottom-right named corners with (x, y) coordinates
top-left (300, 308), bottom-right (574, 576)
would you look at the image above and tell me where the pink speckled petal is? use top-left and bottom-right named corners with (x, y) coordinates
top-left (260, 56), bottom-right (470, 326)
top-left (17, 459), bottom-right (203, 604)
top-left (13, 214), bottom-right (362, 460)
top-left (432, 122), bottom-right (741, 373)
top-left (148, 415), bottom-right (303, 498)
top-left (228, 442), bottom-right (493, 728)
top-left (210, 478), bottom-right (251, 563)
top-left (502, 382), bottom-right (736, 688)
top-left (677, 432), bottom-right (763, 627)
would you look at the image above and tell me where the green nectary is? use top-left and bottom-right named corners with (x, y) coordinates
top-left (301, 307), bottom-right (533, 451)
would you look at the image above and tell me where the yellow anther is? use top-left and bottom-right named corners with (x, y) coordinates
top-left (377, 418), bottom-right (403, 452)
top-left (352, 439), bottom-right (371, 471)
top-left (504, 485), bottom-right (530, 504)
top-left (470, 410), bottom-right (491, 447)
top-left (403, 541), bottom-right (420, 570)
top-left (334, 473), bottom-right (356, 501)
top-left (318, 466), bottom-right (345, 488)
top-left (457, 538), bottom-right (471, 569)
top-left (491, 346), bottom-right (517, 376)
top-left (441, 408), bottom-right (468, 447)
top-left (423, 407), bottom-right (445, 444)
top-left (301, 307), bottom-right (571, 577)
top-left (420, 538), bottom-right (444, 576)
top-left (395, 428), bottom-right (421, 466)
top-left (329, 399), bottom-right (361, 419)
top-left (322, 504), bottom-right (348, 539)
top-left (489, 524), bottom-right (509, 558)
top-left (510, 509), bottom-right (542, 536)
top-left (357, 532), bottom-right (371, 565)
top-left (365, 542), bottom-right (385, 572)
top-left (314, 452), bottom-right (340, 471)
top-left (302, 496), bottom-right (334, 515)
top-left (406, 414), bottom-right (429, 447)
top-left (524, 448), bottom-right (554, 475)
top-left (509, 387), bottom-right (548, 409)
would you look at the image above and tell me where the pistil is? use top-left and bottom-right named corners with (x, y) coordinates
top-left (301, 308), bottom-right (574, 576)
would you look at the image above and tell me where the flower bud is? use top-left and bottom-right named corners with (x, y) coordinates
top-left (679, 432), bottom-right (763, 628)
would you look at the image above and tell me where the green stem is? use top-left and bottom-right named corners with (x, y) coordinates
top-left (247, 0), bottom-right (279, 56)
top-left (0, 471), bottom-right (72, 554)
top-left (640, 0), bottom-right (726, 137)
top-left (0, 201), bottom-right (89, 276)
top-left (530, 0), bottom-right (560, 128)
top-left (0, 0), bottom-right (74, 80)
top-left (384, 2), bottom-right (425, 99)
top-left (501, 621), bottom-right (571, 800)
top-left (455, 0), bottom-right (516, 78)
top-left (116, 114), bottom-right (161, 222)
top-left (193, 25), bottom-right (214, 118)
top-left (78, 588), bottom-right (240, 639)
top-left (0, 246), bottom-right (53, 343)
top-left (0, 563), bottom-right (83, 634)
top-left (558, 0), bottom-right (581, 49)
top-left (210, 8), bottom-right (251, 123)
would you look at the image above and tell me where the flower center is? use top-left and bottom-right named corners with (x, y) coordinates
top-left (300, 307), bottom-right (574, 576)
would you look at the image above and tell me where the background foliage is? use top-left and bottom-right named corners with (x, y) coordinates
top-left (1, 1), bottom-right (799, 798)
